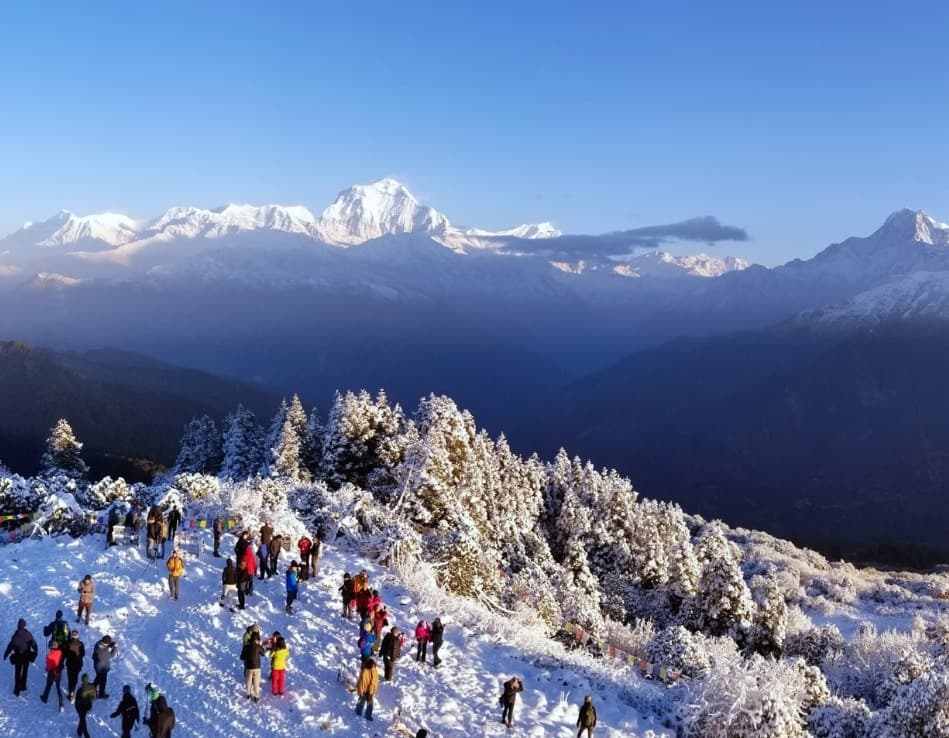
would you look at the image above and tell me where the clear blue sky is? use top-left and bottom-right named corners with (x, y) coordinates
top-left (1, 1), bottom-right (948, 265)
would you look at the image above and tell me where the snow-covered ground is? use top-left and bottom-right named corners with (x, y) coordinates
top-left (0, 529), bottom-right (672, 737)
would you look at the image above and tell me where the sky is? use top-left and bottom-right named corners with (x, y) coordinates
top-left (1, 1), bottom-right (948, 266)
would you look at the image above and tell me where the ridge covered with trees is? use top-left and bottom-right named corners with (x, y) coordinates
top-left (3, 389), bottom-right (949, 738)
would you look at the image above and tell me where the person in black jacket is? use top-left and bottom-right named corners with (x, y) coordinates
top-left (240, 630), bottom-right (265, 702)
top-left (220, 558), bottom-right (238, 610)
top-left (340, 573), bottom-right (355, 618)
top-left (430, 617), bottom-right (445, 667)
top-left (92, 634), bottom-right (118, 698)
top-left (167, 506), bottom-right (182, 546)
top-left (576, 694), bottom-right (597, 738)
top-left (63, 629), bottom-right (85, 702)
top-left (3, 618), bottom-right (38, 696)
top-left (110, 684), bottom-right (140, 738)
top-left (212, 515), bottom-right (224, 557)
top-left (500, 676), bottom-right (523, 728)
top-left (379, 626), bottom-right (403, 682)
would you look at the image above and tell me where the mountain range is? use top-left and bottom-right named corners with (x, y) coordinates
top-left (3, 181), bottom-right (949, 562)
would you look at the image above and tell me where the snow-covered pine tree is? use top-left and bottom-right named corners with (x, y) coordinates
top-left (748, 567), bottom-right (789, 657)
top-left (40, 418), bottom-right (89, 481)
top-left (271, 413), bottom-right (311, 483)
top-left (320, 389), bottom-right (405, 495)
top-left (690, 522), bottom-right (754, 639)
top-left (173, 415), bottom-right (221, 475)
top-left (263, 398), bottom-right (289, 475)
top-left (221, 404), bottom-right (264, 480)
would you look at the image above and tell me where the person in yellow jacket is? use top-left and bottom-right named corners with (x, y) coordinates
top-left (268, 636), bottom-right (289, 695)
top-left (354, 658), bottom-right (379, 721)
top-left (166, 551), bottom-right (184, 601)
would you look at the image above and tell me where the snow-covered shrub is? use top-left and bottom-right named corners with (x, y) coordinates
top-left (0, 470), bottom-right (38, 513)
top-left (872, 665), bottom-right (949, 738)
top-left (784, 624), bottom-right (845, 667)
top-left (807, 697), bottom-right (872, 738)
top-left (648, 625), bottom-right (714, 674)
top-left (86, 476), bottom-right (135, 509)
top-left (681, 654), bottom-right (812, 738)
top-left (823, 623), bottom-right (930, 708)
top-left (32, 484), bottom-right (90, 536)
top-left (806, 573), bottom-right (857, 606)
top-left (604, 618), bottom-right (654, 661)
top-left (172, 473), bottom-right (222, 505)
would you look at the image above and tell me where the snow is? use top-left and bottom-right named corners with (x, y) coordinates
top-left (0, 530), bottom-right (670, 737)
top-left (800, 270), bottom-right (949, 327)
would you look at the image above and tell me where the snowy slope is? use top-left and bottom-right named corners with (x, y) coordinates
top-left (0, 531), bottom-right (669, 738)
top-left (799, 270), bottom-right (949, 328)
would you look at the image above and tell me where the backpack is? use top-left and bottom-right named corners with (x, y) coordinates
top-left (53, 620), bottom-right (69, 645)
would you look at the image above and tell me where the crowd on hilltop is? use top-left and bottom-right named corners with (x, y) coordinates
top-left (2, 501), bottom-right (603, 737)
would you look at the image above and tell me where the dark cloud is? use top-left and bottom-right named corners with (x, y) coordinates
top-left (497, 216), bottom-right (749, 260)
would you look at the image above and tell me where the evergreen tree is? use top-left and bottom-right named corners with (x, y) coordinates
top-left (271, 412), bottom-right (311, 483)
top-left (690, 522), bottom-right (753, 638)
top-left (221, 404), bottom-right (264, 480)
top-left (173, 415), bottom-right (221, 475)
top-left (748, 568), bottom-right (788, 657)
top-left (40, 419), bottom-right (89, 481)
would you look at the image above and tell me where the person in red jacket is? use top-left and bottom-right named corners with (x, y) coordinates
top-left (414, 620), bottom-right (431, 663)
top-left (40, 639), bottom-right (65, 709)
top-left (242, 539), bottom-right (257, 595)
top-left (297, 536), bottom-right (312, 581)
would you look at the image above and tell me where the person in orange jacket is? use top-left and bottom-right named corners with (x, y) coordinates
top-left (166, 551), bottom-right (184, 600)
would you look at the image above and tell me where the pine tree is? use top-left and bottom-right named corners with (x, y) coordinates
top-left (221, 405), bottom-right (264, 480)
top-left (173, 415), bottom-right (221, 475)
top-left (271, 413), bottom-right (311, 483)
top-left (691, 522), bottom-right (753, 638)
top-left (40, 419), bottom-right (89, 481)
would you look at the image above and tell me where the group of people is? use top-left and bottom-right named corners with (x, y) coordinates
top-left (4, 612), bottom-right (176, 737)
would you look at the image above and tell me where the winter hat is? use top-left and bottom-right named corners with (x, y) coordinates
top-left (416, 731), bottom-right (429, 738)
top-left (123, 685), bottom-right (131, 694)
top-left (226, 558), bottom-right (233, 566)
top-left (55, 610), bottom-right (63, 618)
top-left (17, 618), bottom-right (25, 628)
top-left (102, 635), bottom-right (112, 644)
top-left (81, 674), bottom-right (89, 684)
top-left (149, 686), bottom-right (160, 701)
top-left (71, 630), bottom-right (79, 638)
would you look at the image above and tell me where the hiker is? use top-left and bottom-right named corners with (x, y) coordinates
top-left (414, 620), bottom-right (431, 663)
top-left (431, 617), bottom-right (445, 667)
top-left (40, 638), bottom-right (65, 709)
top-left (110, 684), bottom-right (140, 738)
top-left (500, 676), bottom-right (523, 728)
top-left (340, 573), bottom-right (355, 618)
top-left (92, 634), bottom-right (118, 698)
top-left (143, 684), bottom-right (163, 732)
top-left (152, 695), bottom-right (175, 738)
top-left (577, 694), bottom-right (597, 738)
top-left (212, 514), bottom-right (224, 557)
top-left (75, 673), bottom-right (97, 738)
top-left (372, 605), bottom-right (388, 652)
top-left (285, 561), bottom-right (299, 614)
top-left (379, 626), bottom-right (403, 682)
top-left (3, 617), bottom-right (38, 695)
top-left (354, 658), bottom-right (379, 721)
top-left (234, 529), bottom-right (250, 560)
top-left (242, 537), bottom-right (257, 594)
top-left (260, 521), bottom-right (273, 550)
top-left (167, 505), bottom-right (182, 545)
top-left (146, 509), bottom-right (162, 559)
top-left (221, 558), bottom-right (239, 609)
top-left (358, 622), bottom-right (376, 663)
top-left (159, 514), bottom-right (169, 558)
top-left (240, 629), bottom-right (265, 702)
top-left (166, 550), bottom-right (184, 600)
top-left (43, 609), bottom-right (70, 647)
top-left (64, 629), bottom-right (86, 702)
top-left (268, 635), bottom-right (289, 696)
top-left (77, 574), bottom-right (95, 625)
top-left (256, 538), bottom-right (268, 580)
top-left (297, 535), bottom-right (311, 580)
top-left (236, 559), bottom-right (251, 609)
top-left (268, 534), bottom-right (282, 577)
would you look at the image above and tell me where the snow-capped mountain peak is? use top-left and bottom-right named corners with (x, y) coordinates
top-left (315, 178), bottom-right (452, 246)
top-left (878, 209), bottom-right (949, 246)
top-left (623, 250), bottom-right (750, 278)
top-left (146, 203), bottom-right (317, 240)
top-left (35, 210), bottom-right (139, 247)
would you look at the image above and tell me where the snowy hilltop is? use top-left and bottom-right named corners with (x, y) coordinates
top-left (3, 394), bottom-right (949, 737)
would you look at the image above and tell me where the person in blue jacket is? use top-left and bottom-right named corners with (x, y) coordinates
top-left (285, 561), bottom-right (299, 614)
